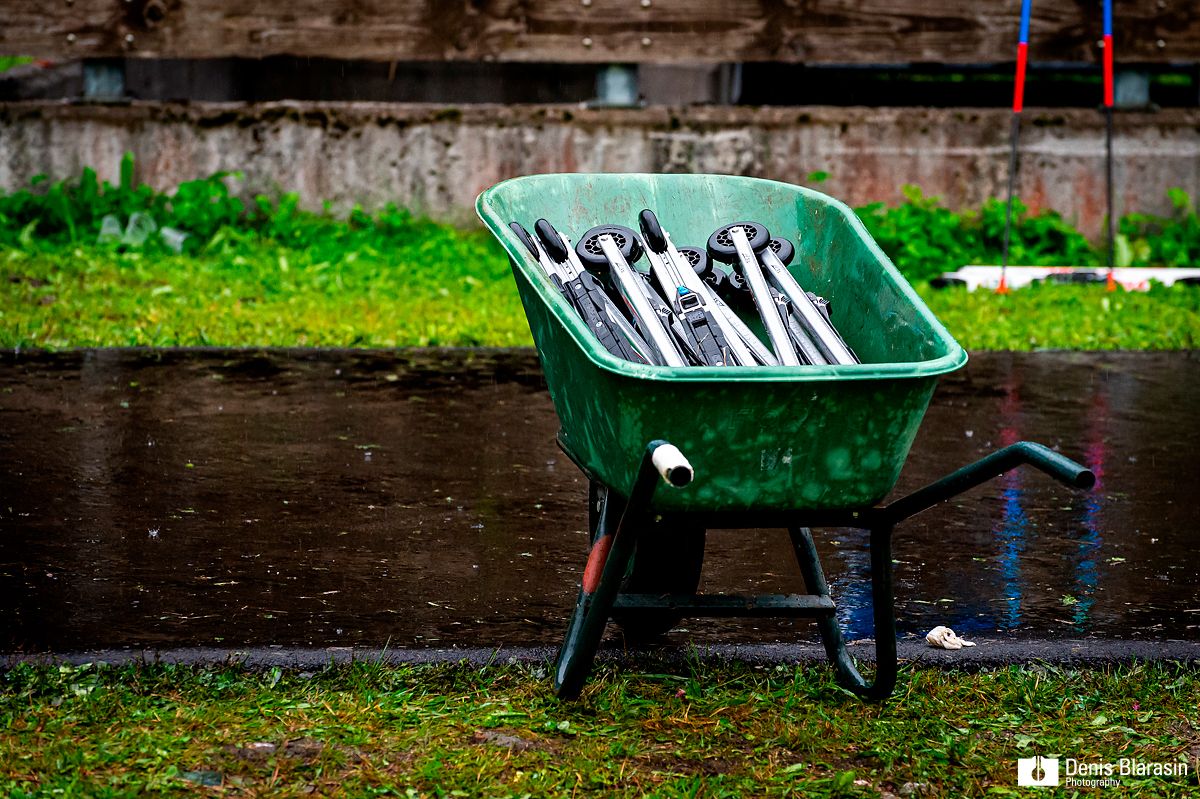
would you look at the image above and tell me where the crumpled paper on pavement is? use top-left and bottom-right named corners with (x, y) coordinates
top-left (925, 625), bottom-right (977, 650)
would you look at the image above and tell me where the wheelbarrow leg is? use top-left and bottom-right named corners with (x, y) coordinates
top-left (554, 440), bottom-right (693, 699)
top-left (554, 488), bottom-right (629, 700)
top-left (789, 525), bottom-right (897, 700)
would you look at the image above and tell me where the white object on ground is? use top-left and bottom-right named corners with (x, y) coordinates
top-left (937, 265), bottom-right (1200, 292)
top-left (123, 212), bottom-right (158, 247)
top-left (160, 227), bottom-right (190, 253)
top-left (98, 214), bottom-right (123, 243)
top-left (925, 625), bottom-right (977, 650)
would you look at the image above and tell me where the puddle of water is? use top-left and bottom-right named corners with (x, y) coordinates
top-left (0, 348), bottom-right (1196, 652)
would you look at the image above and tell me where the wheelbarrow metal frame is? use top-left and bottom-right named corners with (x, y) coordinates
top-left (554, 439), bottom-right (1095, 700)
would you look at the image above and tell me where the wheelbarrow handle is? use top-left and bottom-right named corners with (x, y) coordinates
top-left (1019, 441), bottom-right (1096, 488)
top-left (650, 442), bottom-right (693, 487)
top-left (884, 441), bottom-right (1095, 524)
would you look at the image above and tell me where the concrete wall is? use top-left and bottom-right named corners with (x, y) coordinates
top-left (2, 101), bottom-right (1197, 236)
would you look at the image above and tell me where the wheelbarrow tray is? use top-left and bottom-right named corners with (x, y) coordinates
top-left (476, 173), bottom-right (967, 512)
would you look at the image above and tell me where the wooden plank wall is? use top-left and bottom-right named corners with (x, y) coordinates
top-left (3, 1), bottom-right (1196, 64)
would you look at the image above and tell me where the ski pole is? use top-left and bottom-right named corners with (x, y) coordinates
top-left (681, 246), bottom-right (779, 366)
top-left (708, 222), bottom-right (801, 366)
top-left (759, 237), bottom-right (858, 365)
top-left (532, 219), bottom-right (652, 364)
top-left (636, 210), bottom-right (740, 366)
top-left (574, 225), bottom-right (689, 368)
top-left (1000, 0), bottom-right (1033, 294)
top-left (1103, 0), bottom-right (1117, 291)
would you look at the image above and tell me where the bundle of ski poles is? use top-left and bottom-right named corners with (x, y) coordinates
top-left (509, 210), bottom-right (859, 368)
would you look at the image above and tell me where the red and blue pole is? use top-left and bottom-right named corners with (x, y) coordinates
top-left (1000, 0), bottom-right (1033, 293)
top-left (1014, 0), bottom-right (1032, 114)
top-left (1103, 0), bottom-right (1117, 289)
top-left (1103, 0), bottom-right (1114, 109)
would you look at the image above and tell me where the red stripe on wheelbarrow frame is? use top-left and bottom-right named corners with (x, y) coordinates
top-left (582, 533), bottom-right (613, 594)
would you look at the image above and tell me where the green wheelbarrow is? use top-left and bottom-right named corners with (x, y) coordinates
top-left (476, 173), bottom-right (1095, 700)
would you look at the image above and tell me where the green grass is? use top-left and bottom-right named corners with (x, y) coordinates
top-left (0, 235), bottom-right (531, 349)
top-left (1, 662), bottom-right (1196, 797)
top-left (1, 163), bottom-right (1198, 351)
top-left (919, 282), bottom-right (1200, 350)
top-left (3, 243), bottom-right (1198, 350)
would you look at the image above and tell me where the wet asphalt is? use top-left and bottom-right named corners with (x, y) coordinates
top-left (1, 348), bottom-right (1197, 663)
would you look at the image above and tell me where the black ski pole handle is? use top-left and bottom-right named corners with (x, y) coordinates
top-left (638, 209), bottom-right (669, 254)
top-left (510, 222), bottom-right (540, 258)
top-left (534, 218), bottom-right (571, 264)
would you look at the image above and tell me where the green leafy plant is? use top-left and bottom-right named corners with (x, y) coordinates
top-left (1117, 187), bottom-right (1200, 268)
top-left (3, 159), bottom-right (1196, 276)
top-left (0, 161), bottom-right (1197, 351)
top-left (0, 155), bottom-right (478, 265)
top-left (855, 186), bottom-right (1104, 282)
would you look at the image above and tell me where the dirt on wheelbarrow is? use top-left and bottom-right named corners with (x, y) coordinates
top-left (0, 348), bottom-right (1196, 654)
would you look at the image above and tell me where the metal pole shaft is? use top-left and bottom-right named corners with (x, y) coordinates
top-left (646, 228), bottom-right (726, 364)
top-left (776, 293), bottom-right (829, 365)
top-left (761, 248), bottom-right (857, 365)
top-left (660, 233), bottom-right (758, 366)
top-left (597, 235), bottom-right (687, 367)
top-left (730, 227), bottom-right (800, 366)
top-left (1106, 107), bottom-right (1115, 275)
top-left (554, 236), bottom-right (645, 364)
top-left (599, 297), bottom-right (660, 366)
top-left (1001, 113), bottom-right (1021, 274)
top-left (643, 246), bottom-right (690, 299)
top-left (1103, 0), bottom-right (1116, 282)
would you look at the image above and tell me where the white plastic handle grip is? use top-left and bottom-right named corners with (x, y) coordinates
top-left (651, 443), bottom-right (694, 487)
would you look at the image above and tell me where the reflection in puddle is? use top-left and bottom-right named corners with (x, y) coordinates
top-left (0, 348), bottom-right (1196, 652)
top-left (1071, 380), bottom-right (1108, 632)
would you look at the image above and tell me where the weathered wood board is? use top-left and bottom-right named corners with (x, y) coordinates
top-left (2, 1), bottom-right (1195, 64)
